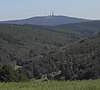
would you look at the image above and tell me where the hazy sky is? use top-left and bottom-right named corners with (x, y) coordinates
top-left (0, 0), bottom-right (100, 21)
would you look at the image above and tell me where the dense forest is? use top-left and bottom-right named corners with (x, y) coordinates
top-left (0, 21), bottom-right (100, 81)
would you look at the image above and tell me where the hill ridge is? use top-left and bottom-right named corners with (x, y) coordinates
top-left (0, 15), bottom-right (90, 26)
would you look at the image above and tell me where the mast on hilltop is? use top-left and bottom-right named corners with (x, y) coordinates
top-left (46, 12), bottom-right (55, 16)
top-left (52, 12), bottom-right (54, 16)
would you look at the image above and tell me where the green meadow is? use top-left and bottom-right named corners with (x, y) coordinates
top-left (0, 79), bottom-right (100, 90)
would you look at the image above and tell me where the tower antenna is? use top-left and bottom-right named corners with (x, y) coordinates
top-left (45, 11), bottom-right (47, 16)
top-left (52, 12), bottom-right (54, 16)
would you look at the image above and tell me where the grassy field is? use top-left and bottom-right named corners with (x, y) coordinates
top-left (0, 79), bottom-right (100, 90)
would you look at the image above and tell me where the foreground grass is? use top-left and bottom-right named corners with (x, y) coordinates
top-left (0, 79), bottom-right (100, 90)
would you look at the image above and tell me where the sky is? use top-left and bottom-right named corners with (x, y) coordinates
top-left (0, 0), bottom-right (100, 21)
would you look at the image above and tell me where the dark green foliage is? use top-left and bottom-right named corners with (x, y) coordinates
top-left (54, 35), bottom-right (100, 80)
top-left (0, 21), bottom-right (100, 81)
top-left (0, 65), bottom-right (29, 82)
top-left (0, 65), bottom-right (15, 82)
top-left (14, 68), bottom-right (29, 82)
top-left (47, 73), bottom-right (53, 80)
top-left (32, 65), bottom-right (42, 79)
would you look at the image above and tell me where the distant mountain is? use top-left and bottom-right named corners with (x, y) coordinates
top-left (0, 15), bottom-right (90, 26)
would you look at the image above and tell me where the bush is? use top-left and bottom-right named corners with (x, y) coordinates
top-left (0, 65), bottom-right (29, 82)
top-left (0, 65), bottom-right (15, 82)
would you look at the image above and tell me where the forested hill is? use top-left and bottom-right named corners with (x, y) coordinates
top-left (0, 20), bottom-right (100, 66)
top-left (56, 20), bottom-right (100, 29)
top-left (0, 15), bottom-right (89, 26)
top-left (55, 33), bottom-right (100, 80)
top-left (0, 20), bottom-right (100, 81)
top-left (22, 33), bottom-right (100, 80)
top-left (55, 20), bottom-right (100, 38)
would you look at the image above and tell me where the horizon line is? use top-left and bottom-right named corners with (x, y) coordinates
top-left (0, 14), bottom-right (100, 22)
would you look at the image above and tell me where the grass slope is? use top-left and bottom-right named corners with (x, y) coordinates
top-left (0, 79), bottom-right (100, 90)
